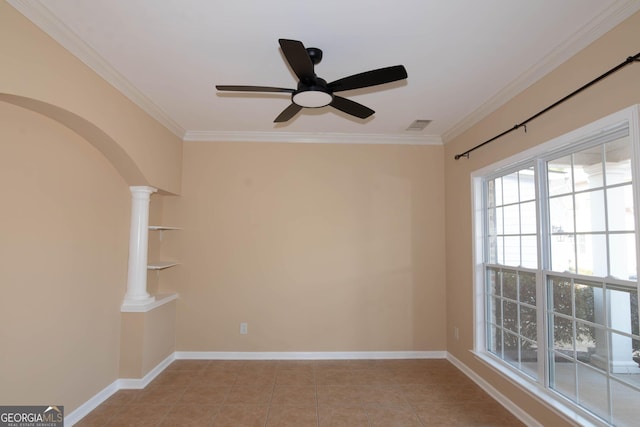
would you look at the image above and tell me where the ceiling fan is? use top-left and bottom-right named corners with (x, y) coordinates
top-left (216, 39), bottom-right (408, 123)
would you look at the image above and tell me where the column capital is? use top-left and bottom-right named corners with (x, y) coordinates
top-left (129, 186), bottom-right (157, 197)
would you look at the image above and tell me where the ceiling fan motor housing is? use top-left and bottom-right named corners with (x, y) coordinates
top-left (292, 77), bottom-right (333, 108)
top-left (306, 47), bottom-right (323, 65)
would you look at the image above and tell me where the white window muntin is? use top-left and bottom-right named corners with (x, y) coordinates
top-left (472, 105), bottom-right (640, 427)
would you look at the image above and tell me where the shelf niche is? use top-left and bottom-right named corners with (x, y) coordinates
top-left (147, 225), bottom-right (180, 271)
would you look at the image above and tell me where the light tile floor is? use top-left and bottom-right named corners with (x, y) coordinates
top-left (75, 359), bottom-right (524, 426)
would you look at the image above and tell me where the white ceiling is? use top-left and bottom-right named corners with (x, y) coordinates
top-left (9, 0), bottom-right (640, 144)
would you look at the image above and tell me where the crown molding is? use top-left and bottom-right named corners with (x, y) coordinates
top-left (11, 0), bottom-right (638, 146)
top-left (9, 0), bottom-right (433, 146)
top-left (7, 0), bottom-right (186, 138)
top-left (183, 130), bottom-right (442, 145)
top-left (442, 0), bottom-right (640, 144)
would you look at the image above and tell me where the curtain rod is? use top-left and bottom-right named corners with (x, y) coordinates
top-left (454, 51), bottom-right (640, 160)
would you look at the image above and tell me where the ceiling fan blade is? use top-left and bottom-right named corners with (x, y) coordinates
top-left (274, 103), bottom-right (303, 123)
top-left (328, 65), bottom-right (407, 92)
top-left (278, 39), bottom-right (315, 82)
top-left (216, 85), bottom-right (294, 93)
top-left (330, 96), bottom-right (374, 119)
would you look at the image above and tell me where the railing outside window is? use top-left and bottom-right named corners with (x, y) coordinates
top-left (477, 106), bottom-right (640, 426)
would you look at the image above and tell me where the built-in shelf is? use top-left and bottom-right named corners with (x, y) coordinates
top-left (147, 225), bottom-right (180, 271)
top-left (149, 225), bottom-right (181, 241)
top-left (147, 261), bottom-right (179, 270)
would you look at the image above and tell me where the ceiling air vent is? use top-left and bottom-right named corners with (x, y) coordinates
top-left (406, 119), bottom-right (432, 131)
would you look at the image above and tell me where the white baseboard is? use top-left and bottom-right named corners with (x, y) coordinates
top-left (118, 353), bottom-right (176, 389)
top-left (65, 353), bottom-right (174, 426)
top-left (64, 380), bottom-right (120, 426)
top-left (174, 350), bottom-right (446, 360)
top-left (65, 350), bottom-right (445, 425)
top-left (446, 352), bottom-right (542, 427)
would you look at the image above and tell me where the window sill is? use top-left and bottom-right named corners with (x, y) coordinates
top-left (471, 350), bottom-right (607, 427)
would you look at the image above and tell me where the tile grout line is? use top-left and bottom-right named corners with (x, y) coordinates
top-left (385, 363), bottom-right (427, 427)
top-left (314, 366), bottom-right (319, 427)
top-left (262, 362), bottom-right (278, 427)
top-left (79, 359), bottom-right (525, 426)
top-left (204, 360), bottom-right (218, 427)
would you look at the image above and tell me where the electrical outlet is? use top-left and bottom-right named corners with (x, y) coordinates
top-left (453, 326), bottom-right (459, 340)
top-left (240, 322), bottom-right (248, 335)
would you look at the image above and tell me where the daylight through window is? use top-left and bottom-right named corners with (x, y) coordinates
top-left (476, 106), bottom-right (640, 427)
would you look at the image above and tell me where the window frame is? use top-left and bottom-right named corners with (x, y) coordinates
top-left (471, 105), bottom-right (640, 427)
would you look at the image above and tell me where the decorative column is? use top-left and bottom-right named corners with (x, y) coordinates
top-left (121, 186), bottom-right (157, 310)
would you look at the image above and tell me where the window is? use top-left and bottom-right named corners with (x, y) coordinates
top-left (473, 106), bottom-right (640, 427)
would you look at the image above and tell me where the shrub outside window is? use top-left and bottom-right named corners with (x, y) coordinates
top-left (474, 106), bottom-right (640, 427)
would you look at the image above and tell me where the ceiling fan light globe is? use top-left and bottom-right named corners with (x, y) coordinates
top-left (292, 90), bottom-right (333, 108)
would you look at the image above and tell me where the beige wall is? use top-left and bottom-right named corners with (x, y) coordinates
top-left (162, 141), bottom-right (446, 352)
top-left (3, 0), bottom-right (638, 422)
top-left (0, 2), bottom-right (186, 414)
top-left (444, 10), bottom-right (640, 427)
top-left (119, 300), bottom-right (176, 378)
top-left (0, 102), bottom-right (130, 411)
top-left (143, 301), bottom-right (177, 373)
top-left (118, 314), bottom-right (145, 379)
top-left (0, 1), bottom-right (183, 194)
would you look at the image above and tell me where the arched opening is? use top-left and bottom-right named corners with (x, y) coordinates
top-left (0, 93), bottom-right (147, 186)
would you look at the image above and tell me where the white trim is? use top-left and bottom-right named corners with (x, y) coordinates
top-left (64, 380), bottom-right (120, 426)
top-left (120, 293), bottom-right (178, 313)
top-left (469, 105), bottom-right (640, 427)
top-left (65, 354), bottom-right (175, 424)
top-left (117, 353), bottom-right (176, 390)
top-left (66, 353), bottom-right (174, 425)
top-left (183, 130), bottom-right (442, 145)
top-left (469, 351), bottom-right (606, 427)
top-left (174, 350), bottom-right (446, 360)
top-left (8, 1), bottom-right (639, 145)
top-left (6, 0), bottom-right (186, 138)
top-left (471, 106), bottom-right (638, 178)
top-left (447, 352), bottom-right (544, 427)
top-left (64, 350), bottom-right (441, 425)
top-left (442, 0), bottom-right (640, 143)
top-left (471, 173), bottom-right (487, 353)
